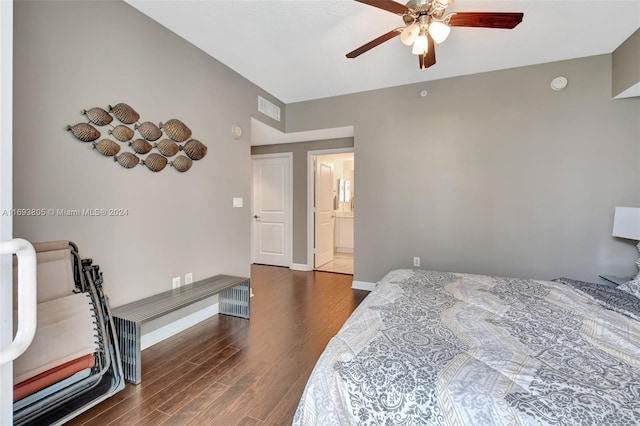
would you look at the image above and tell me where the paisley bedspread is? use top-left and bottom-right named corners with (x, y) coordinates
top-left (293, 269), bottom-right (640, 425)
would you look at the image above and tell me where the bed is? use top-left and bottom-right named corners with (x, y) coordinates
top-left (294, 269), bottom-right (640, 425)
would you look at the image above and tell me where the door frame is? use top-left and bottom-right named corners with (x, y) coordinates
top-left (250, 152), bottom-right (293, 267)
top-left (306, 148), bottom-right (354, 270)
top-left (1, 0), bottom-right (13, 421)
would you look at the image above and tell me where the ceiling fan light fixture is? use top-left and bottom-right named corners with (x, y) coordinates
top-left (411, 34), bottom-right (428, 55)
top-left (347, 1), bottom-right (524, 70)
top-left (428, 21), bottom-right (450, 44)
top-left (401, 23), bottom-right (420, 46)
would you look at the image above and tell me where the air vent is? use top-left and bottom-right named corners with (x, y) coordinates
top-left (258, 96), bottom-right (281, 122)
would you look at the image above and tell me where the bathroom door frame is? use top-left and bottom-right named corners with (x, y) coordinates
top-left (306, 147), bottom-right (354, 270)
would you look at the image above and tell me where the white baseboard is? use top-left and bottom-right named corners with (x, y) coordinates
top-left (291, 263), bottom-right (312, 271)
top-left (141, 303), bottom-right (219, 350)
top-left (352, 280), bottom-right (376, 291)
top-left (336, 247), bottom-right (354, 253)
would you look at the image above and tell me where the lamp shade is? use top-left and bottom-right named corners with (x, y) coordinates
top-left (412, 35), bottom-right (428, 55)
top-left (429, 21), bottom-right (450, 44)
top-left (612, 207), bottom-right (640, 240)
top-left (401, 23), bottom-right (420, 46)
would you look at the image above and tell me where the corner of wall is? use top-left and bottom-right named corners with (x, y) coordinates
top-left (612, 28), bottom-right (640, 98)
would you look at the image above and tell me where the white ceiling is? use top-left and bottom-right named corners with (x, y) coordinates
top-left (127, 0), bottom-right (640, 105)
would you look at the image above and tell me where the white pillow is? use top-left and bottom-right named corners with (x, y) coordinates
top-left (618, 277), bottom-right (640, 299)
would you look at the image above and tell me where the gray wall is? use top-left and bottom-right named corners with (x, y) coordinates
top-left (612, 28), bottom-right (640, 97)
top-left (251, 138), bottom-right (354, 264)
top-left (287, 55), bottom-right (640, 284)
top-left (12, 0), bottom-right (640, 297)
top-left (13, 0), bottom-right (284, 307)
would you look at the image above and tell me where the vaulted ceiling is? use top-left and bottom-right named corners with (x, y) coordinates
top-left (126, 1), bottom-right (640, 104)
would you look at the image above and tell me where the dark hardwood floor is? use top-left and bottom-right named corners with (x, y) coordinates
top-left (66, 264), bottom-right (369, 426)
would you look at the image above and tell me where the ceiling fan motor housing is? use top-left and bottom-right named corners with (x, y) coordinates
top-left (404, 0), bottom-right (448, 22)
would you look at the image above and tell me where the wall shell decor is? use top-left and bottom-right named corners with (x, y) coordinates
top-left (142, 153), bottom-right (168, 172)
top-left (171, 155), bottom-right (193, 173)
top-left (68, 103), bottom-right (208, 173)
top-left (129, 139), bottom-right (153, 155)
top-left (109, 125), bottom-right (135, 142)
top-left (92, 139), bottom-right (120, 157)
top-left (135, 122), bottom-right (162, 141)
top-left (159, 119), bottom-right (191, 142)
top-left (82, 107), bottom-right (113, 126)
top-left (109, 103), bottom-right (139, 124)
top-left (154, 139), bottom-right (180, 157)
top-left (181, 139), bottom-right (207, 161)
top-left (67, 123), bottom-right (100, 142)
top-left (114, 152), bottom-right (140, 169)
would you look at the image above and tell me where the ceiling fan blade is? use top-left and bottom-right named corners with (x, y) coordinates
top-left (418, 36), bottom-right (436, 69)
top-left (448, 12), bottom-right (524, 29)
top-left (424, 34), bottom-right (436, 67)
top-left (354, 0), bottom-right (409, 15)
top-left (346, 29), bottom-right (401, 58)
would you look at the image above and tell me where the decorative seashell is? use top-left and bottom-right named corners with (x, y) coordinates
top-left (134, 122), bottom-right (162, 141)
top-left (113, 152), bottom-right (140, 169)
top-left (142, 153), bottom-right (168, 172)
top-left (159, 119), bottom-right (192, 142)
top-left (108, 103), bottom-right (139, 124)
top-left (171, 155), bottom-right (193, 173)
top-left (92, 139), bottom-right (120, 157)
top-left (180, 139), bottom-right (207, 161)
top-left (154, 139), bottom-right (180, 157)
top-left (108, 125), bottom-right (134, 142)
top-left (82, 107), bottom-right (113, 126)
top-left (129, 138), bottom-right (153, 154)
top-left (67, 123), bottom-right (100, 142)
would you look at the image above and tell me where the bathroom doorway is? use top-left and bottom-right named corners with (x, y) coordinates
top-left (309, 149), bottom-right (354, 275)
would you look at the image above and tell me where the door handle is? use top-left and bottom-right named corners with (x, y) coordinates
top-left (0, 238), bottom-right (37, 365)
top-left (254, 215), bottom-right (260, 220)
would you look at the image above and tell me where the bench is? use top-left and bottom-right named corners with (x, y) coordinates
top-left (111, 274), bottom-right (250, 384)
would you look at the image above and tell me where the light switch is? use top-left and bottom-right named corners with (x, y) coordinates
top-left (233, 197), bottom-right (243, 208)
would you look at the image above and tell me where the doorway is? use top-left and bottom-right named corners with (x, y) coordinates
top-left (308, 149), bottom-right (354, 275)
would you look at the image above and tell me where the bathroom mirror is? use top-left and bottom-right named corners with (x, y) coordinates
top-left (338, 178), bottom-right (351, 203)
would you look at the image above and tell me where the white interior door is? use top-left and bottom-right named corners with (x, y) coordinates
top-left (252, 154), bottom-right (291, 267)
top-left (314, 159), bottom-right (334, 267)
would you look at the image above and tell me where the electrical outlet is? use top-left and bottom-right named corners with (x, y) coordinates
top-left (185, 272), bottom-right (193, 285)
top-left (172, 276), bottom-right (181, 289)
top-left (413, 257), bottom-right (420, 267)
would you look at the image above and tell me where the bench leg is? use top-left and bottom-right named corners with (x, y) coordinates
top-left (113, 317), bottom-right (142, 384)
top-left (219, 282), bottom-right (250, 319)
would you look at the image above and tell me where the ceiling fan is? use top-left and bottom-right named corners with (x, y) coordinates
top-left (347, 0), bottom-right (523, 69)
